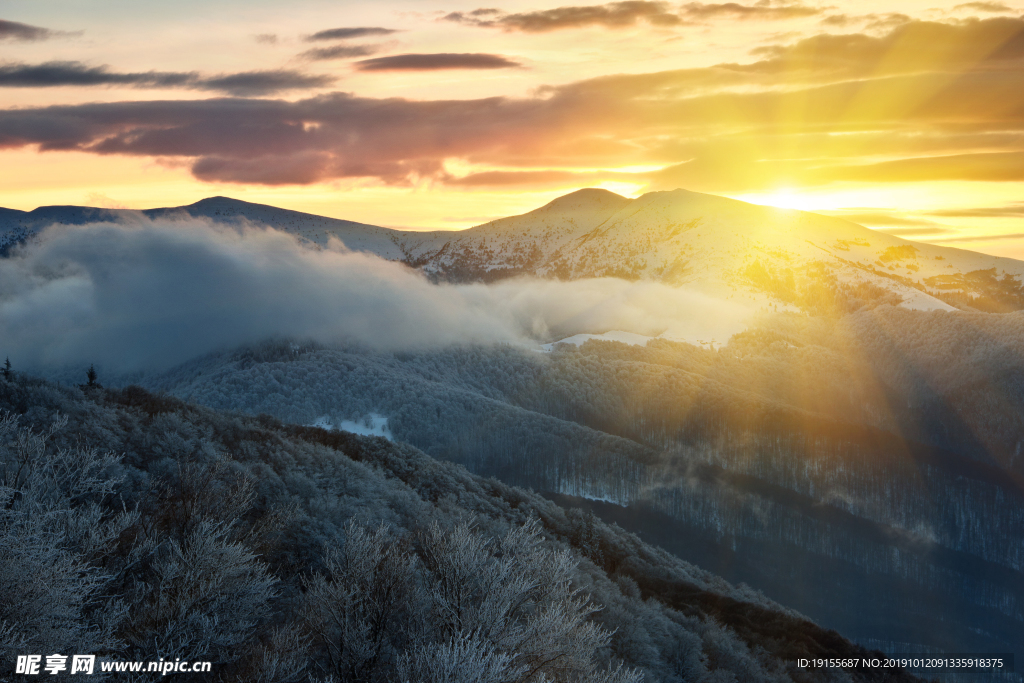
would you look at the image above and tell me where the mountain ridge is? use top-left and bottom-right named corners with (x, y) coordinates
top-left (4, 188), bottom-right (1024, 312)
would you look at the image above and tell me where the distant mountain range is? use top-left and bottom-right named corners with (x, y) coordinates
top-left (5, 188), bottom-right (1024, 312)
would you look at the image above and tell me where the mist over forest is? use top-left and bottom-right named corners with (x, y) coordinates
top-left (0, 217), bottom-right (749, 373)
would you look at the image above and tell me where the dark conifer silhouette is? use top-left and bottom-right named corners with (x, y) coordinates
top-left (2, 357), bottom-right (9, 379)
top-left (86, 364), bottom-right (98, 387)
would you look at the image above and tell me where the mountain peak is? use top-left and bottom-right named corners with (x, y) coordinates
top-left (535, 188), bottom-right (631, 214)
top-left (186, 196), bottom-right (256, 209)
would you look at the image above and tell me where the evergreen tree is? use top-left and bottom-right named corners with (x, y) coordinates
top-left (2, 357), bottom-right (9, 380)
top-left (86, 364), bottom-right (98, 387)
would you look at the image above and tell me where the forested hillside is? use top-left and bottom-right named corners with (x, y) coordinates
top-left (0, 371), bottom-right (920, 682)
top-left (143, 306), bottom-right (1024, 667)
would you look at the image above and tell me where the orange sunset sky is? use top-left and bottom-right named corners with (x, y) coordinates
top-left (2, 1), bottom-right (1024, 257)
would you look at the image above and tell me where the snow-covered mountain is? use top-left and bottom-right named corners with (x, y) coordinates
top-left (393, 188), bottom-right (1024, 312)
top-left (5, 188), bottom-right (1023, 312)
top-left (0, 196), bottom-right (402, 257)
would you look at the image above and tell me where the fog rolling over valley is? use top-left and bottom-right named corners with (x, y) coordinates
top-left (3, 188), bottom-right (1024, 681)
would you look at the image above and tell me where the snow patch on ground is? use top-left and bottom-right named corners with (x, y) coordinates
top-left (542, 330), bottom-right (653, 350)
top-left (894, 286), bottom-right (957, 312)
top-left (541, 327), bottom-right (739, 352)
top-left (309, 416), bottom-right (333, 430)
top-left (557, 480), bottom-right (630, 506)
top-left (308, 413), bottom-right (393, 440)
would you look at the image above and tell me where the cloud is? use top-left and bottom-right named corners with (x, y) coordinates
top-left (444, 1), bottom-right (822, 32)
top-left (3, 17), bottom-right (1024, 190)
top-left (84, 192), bottom-right (128, 209)
top-left (306, 27), bottom-right (398, 41)
top-left (198, 70), bottom-right (336, 96)
top-left (300, 44), bottom-right (381, 61)
top-left (0, 62), bottom-right (335, 95)
top-left (926, 203), bottom-right (1024, 218)
top-left (354, 53), bottom-right (522, 70)
top-left (870, 227), bottom-right (955, 237)
top-left (953, 2), bottom-right (1012, 12)
top-left (0, 219), bottom-right (751, 373)
top-left (745, 17), bottom-right (1024, 79)
top-left (0, 92), bottom-right (557, 184)
top-left (818, 14), bottom-right (853, 26)
top-left (0, 219), bottom-right (518, 371)
top-left (828, 152), bottom-right (1024, 183)
top-left (932, 232), bottom-right (1024, 243)
top-left (824, 212), bottom-right (943, 227)
top-left (481, 277), bottom-right (754, 343)
top-left (446, 170), bottom-right (587, 186)
top-left (819, 13), bottom-right (914, 30)
top-left (679, 2), bottom-right (823, 21)
top-left (0, 62), bottom-right (193, 88)
top-left (297, 26), bottom-right (397, 61)
top-left (0, 19), bottom-right (60, 41)
top-left (254, 33), bottom-right (278, 44)
top-left (863, 13), bottom-right (914, 31)
top-left (445, 2), bottom-right (687, 31)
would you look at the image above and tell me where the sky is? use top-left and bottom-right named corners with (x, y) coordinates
top-left (2, 1), bottom-right (1024, 258)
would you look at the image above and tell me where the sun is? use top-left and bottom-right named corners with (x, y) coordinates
top-left (751, 189), bottom-right (809, 211)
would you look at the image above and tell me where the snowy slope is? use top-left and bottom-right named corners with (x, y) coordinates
top-left (395, 188), bottom-right (1024, 311)
top-left (0, 205), bottom-right (139, 253)
top-left (143, 197), bottom-right (407, 258)
top-left (393, 188), bottom-right (634, 278)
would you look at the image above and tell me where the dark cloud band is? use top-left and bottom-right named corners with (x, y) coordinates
top-left (953, 2), bottom-right (1012, 13)
top-left (0, 62), bottom-right (335, 95)
top-left (0, 19), bottom-right (59, 41)
top-left (354, 53), bottom-right (521, 70)
top-left (301, 44), bottom-right (381, 61)
top-left (306, 27), bottom-right (397, 41)
top-left (199, 70), bottom-right (335, 96)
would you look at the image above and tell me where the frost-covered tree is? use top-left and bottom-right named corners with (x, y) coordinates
top-left (303, 518), bottom-right (641, 683)
top-left (416, 519), bottom-right (632, 683)
top-left (120, 464), bottom-right (279, 664)
top-left (121, 520), bottom-right (278, 660)
top-left (303, 521), bottom-right (419, 682)
top-left (0, 413), bottom-right (134, 677)
top-left (397, 633), bottom-right (524, 683)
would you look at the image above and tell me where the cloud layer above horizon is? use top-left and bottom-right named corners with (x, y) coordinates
top-left (2, 15), bottom-right (1023, 191)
